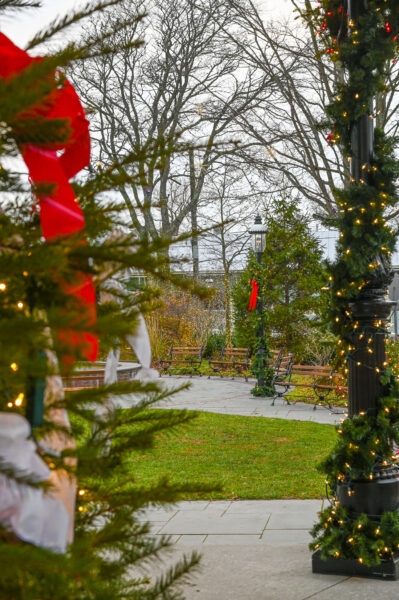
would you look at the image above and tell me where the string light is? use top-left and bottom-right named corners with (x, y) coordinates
top-left (14, 393), bottom-right (24, 407)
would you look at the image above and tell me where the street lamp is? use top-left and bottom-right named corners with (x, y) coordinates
top-left (250, 215), bottom-right (267, 260)
top-left (311, 0), bottom-right (399, 580)
top-left (249, 215), bottom-right (267, 390)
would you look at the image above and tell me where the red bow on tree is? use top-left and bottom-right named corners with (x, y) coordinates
top-left (0, 33), bottom-right (98, 364)
top-left (248, 280), bottom-right (258, 311)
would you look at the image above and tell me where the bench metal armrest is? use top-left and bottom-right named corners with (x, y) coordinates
top-left (160, 356), bottom-right (172, 366)
top-left (190, 356), bottom-right (202, 367)
top-left (313, 371), bottom-right (334, 397)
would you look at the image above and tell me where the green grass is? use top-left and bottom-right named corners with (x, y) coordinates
top-left (129, 410), bottom-right (337, 500)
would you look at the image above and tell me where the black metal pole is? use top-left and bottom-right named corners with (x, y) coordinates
top-left (346, 0), bottom-right (395, 418)
top-left (256, 251), bottom-right (266, 388)
top-left (313, 0), bottom-right (399, 579)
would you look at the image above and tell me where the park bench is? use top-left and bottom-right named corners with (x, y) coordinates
top-left (159, 346), bottom-right (203, 376)
top-left (268, 349), bottom-right (283, 367)
top-left (312, 366), bottom-right (347, 408)
top-left (271, 353), bottom-right (295, 405)
top-left (208, 347), bottom-right (250, 379)
top-left (271, 363), bottom-right (348, 409)
top-left (208, 348), bottom-right (282, 380)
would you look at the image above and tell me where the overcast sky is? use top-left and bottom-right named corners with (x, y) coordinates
top-left (2, 0), bottom-right (295, 49)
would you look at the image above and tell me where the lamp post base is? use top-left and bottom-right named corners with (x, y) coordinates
top-left (312, 550), bottom-right (399, 580)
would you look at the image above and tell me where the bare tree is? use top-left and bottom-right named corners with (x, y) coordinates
top-left (71, 0), bottom-right (273, 247)
top-left (199, 163), bottom-right (262, 345)
top-left (219, 0), bottom-right (399, 218)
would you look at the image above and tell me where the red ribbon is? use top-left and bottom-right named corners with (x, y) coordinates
top-left (0, 34), bottom-right (98, 364)
top-left (248, 280), bottom-right (258, 311)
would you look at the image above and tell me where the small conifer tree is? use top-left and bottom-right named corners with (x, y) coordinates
top-left (232, 198), bottom-right (328, 362)
top-left (0, 2), bottom-right (213, 598)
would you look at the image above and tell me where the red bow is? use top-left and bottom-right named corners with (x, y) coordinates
top-left (0, 34), bottom-right (98, 364)
top-left (248, 280), bottom-right (258, 311)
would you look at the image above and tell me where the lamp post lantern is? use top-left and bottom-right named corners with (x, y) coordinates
top-left (250, 215), bottom-right (267, 260)
top-left (249, 215), bottom-right (267, 389)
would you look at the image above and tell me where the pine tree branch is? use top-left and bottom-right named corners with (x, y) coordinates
top-left (25, 0), bottom-right (138, 50)
top-left (0, 0), bottom-right (40, 12)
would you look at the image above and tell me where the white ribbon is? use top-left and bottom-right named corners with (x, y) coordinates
top-left (104, 312), bottom-right (158, 384)
top-left (0, 412), bottom-right (69, 553)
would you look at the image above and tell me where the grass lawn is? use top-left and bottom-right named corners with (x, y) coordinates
top-left (129, 410), bottom-right (337, 500)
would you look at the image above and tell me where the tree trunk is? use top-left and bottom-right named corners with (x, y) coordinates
top-left (189, 149), bottom-right (199, 278)
top-left (224, 271), bottom-right (232, 347)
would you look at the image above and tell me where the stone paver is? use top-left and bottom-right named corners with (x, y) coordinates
top-left (159, 510), bottom-right (270, 536)
top-left (144, 500), bottom-right (319, 541)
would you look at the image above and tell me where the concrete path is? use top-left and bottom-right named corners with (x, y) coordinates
top-left (140, 499), bottom-right (399, 599)
top-left (154, 375), bottom-right (345, 425)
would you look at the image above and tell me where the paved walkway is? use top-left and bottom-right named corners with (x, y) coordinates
top-left (140, 499), bottom-right (399, 599)
top-left (154, 375), bottom-right (345, 425)
top-left (126, 376), bottom-right (397, 598)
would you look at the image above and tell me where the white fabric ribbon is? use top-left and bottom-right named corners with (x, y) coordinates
top-left (0, 412), bottom-right (69, 553)
top-left (104, 312), bottom-right (159, 384)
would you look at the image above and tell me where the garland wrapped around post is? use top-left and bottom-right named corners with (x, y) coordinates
top-left (247, 257), bottom-right (274, 397)
top-left (301, 0), bottom-right (399, 571)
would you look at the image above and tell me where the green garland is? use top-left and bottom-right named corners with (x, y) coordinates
top-left (302, 0), bottom-right (399, 565)
top-left (247, 256), bottom-right (275, 397)
top-left (310, 394), bottom-right (399, 566)
top-left (301, 0), bottom-right (399, 350)
top-left (250, 335), bottom-right (275, 397)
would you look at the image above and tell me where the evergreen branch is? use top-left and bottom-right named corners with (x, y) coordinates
top-left (75, 38), bottom-right (144, 61)
top-left (149, 551), bottom-right (202, 600)
top-left (25, 0), bottom-right (137, 49)
top-left (0, 0), bottom-right (40, 11)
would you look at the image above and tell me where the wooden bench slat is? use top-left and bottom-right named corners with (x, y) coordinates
top-left (160, 345), bottom-right (203, 375)
top-left (272, 358), bottom-right (347, 408)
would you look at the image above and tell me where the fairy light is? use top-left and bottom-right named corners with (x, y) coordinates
top-left (0, 283), bottom-right (6, 291)
top-left (14, 393), bottom-right (24, 407)
top-left (10, 363), bottom-right (18, 371)
top-left (17, 302), bottom-right (24, 309)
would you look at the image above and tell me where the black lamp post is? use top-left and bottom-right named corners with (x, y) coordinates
top-left (249, 215), bottom-right (267, 388)
top-left (312, 0), bottom-right (399, 579)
